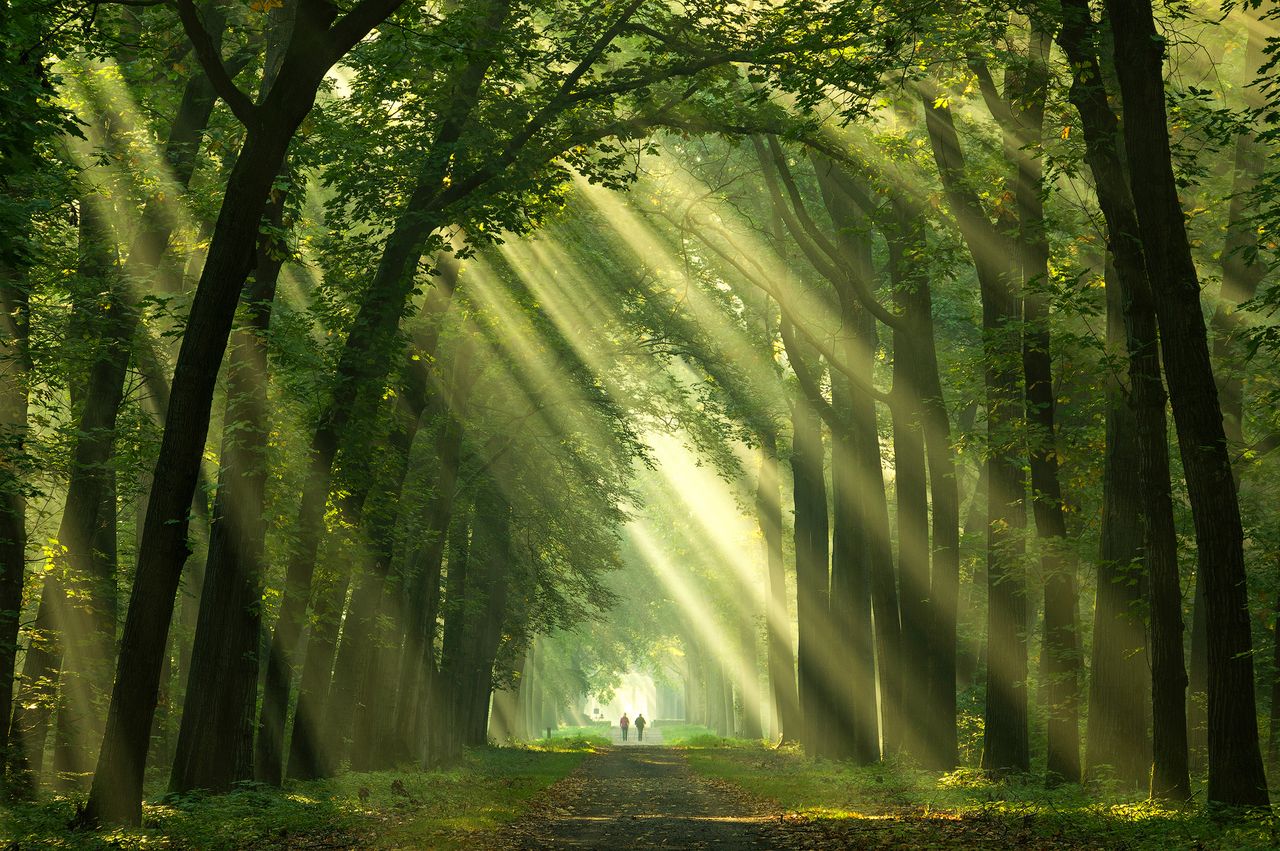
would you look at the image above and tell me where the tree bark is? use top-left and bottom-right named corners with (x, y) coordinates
top-left (1009, 28), bottom-right (1082, 785)
top-left (783, 331), bottom-right (833, 757)
top-left (1085, 259), bottom-right (1152, 789)
top-left (1105, 0), bottom-right (1269, 807)
top-left (889, 191), bottom-right (961, 770)
top-left (924, 95), bottom-right (1029, 775)
top-left (1188, 14), bottom-right (1269, 765)
top-left (756, 433), bottom-right (800, 744)
top-left (170, 177), bottom-right (285, 794)
top-left (85, 0), bottom-right (365, 817)
top-left (0, 258), bottom-right (30, 776)
top-left (1056, 0), bottom-right (1190, 799)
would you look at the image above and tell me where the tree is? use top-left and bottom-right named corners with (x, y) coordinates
top-left (1104, 0), bottom-right (1269, 808)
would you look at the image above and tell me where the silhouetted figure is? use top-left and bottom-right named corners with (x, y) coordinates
top-left (635, 713), bottom-right (647, 741)
top-left (619, 713), bottom-right (630, 742)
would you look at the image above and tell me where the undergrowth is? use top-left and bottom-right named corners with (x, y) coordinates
top-left (685, 745), bottom-right (1280, 849)
top-left (0, 742), bottom-right (591, 850)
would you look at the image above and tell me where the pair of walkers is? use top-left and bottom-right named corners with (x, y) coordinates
top-left (618, 712), bottom-right (646, 742)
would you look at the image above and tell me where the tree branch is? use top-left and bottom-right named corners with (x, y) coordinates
top-left (758, 135), bottom-right (906, 332)
top-left (326, 0), bottom-right (412, 62)
top-left (173, 0), bottom-right (257, 126)
top-left (676, 211), bottom-right (895, 408)
top-left (779, 314), bottom-right (840, 430)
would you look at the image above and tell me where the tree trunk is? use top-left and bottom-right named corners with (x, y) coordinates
top-left (8, 49), bottom-right (226, 793)
top-left (889, 277), bottom-right (930, 766)
top-left (924, 96), bottom-right (1029, 774)
top-left (169, 180), bottom-right (284, 794)
top-left (456, 476), bottom-right (511, 749)
top-left (1105, 0), bottom-right (1269, 807)
top-left (1269, 571), bottom-right (1280, 767)
top-left (1056, 0), bottom-right (1190, 799)
top-left (0, 258), bottom-right (30, 776)
top-left (1010, 30), bottom-right (1082, 784)
top-left (432, 502), bottom-right (474, 764)
top-left (808, 163), bottom-right (896, 763)
top-left (889, 191), bottom-right (961, 770)
top-left (1188, 14), bottom-right (1269, 769)
top-left (392, 345), bottom-right (477, 766)
top-left (1085, 259), bottom-right (1152, 789)
top-left (50, 199), bottom-right (123, 790)
top-left (782, 330), bottom-right (834, 757)
top-left (756, 434), bottom-right (799, 744)
top-left (828, 314), bottom-right (881, 765)
top-left (322, 410), bottom-right (417, 766)
top-left (85, 79), bottom-right (325, 821)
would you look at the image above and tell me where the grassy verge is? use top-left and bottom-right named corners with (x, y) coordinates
top-left (655, 722), bottom-right (757, 746)
top-left (1, 742), bottom-right (593, 850)
top-left (684, 745), bottom-right (1280, 849)
top-left (536, 723), bottom-right (612, 748)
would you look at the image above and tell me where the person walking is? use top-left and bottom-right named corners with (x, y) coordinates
top-left (619, 713), bottom-right (630, 742)
top-left (635, 713), bottom-right (647, 742)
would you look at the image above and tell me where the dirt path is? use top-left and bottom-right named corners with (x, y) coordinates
top-left (498, 746), bottom-right (786, 849)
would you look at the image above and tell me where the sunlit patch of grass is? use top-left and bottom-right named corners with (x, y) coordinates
top-left (531, 723), bottom-right (612, 750)
top-left (656, 722), bottom-right (763, 748)
top-left (533, 734), bottom-right (612, 750)
top-left (0, 744), bottom-right (593, 850)
top-left (685, 744), bottom-right (1280, 850)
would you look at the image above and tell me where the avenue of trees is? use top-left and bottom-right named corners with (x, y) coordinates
top-left (2, 0), bottom-right (1280, 831)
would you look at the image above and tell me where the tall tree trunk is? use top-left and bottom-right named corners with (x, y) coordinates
top-left (1056, 0), bottom-right (1190, 800)
top-left (456, 475), bottom-right (511, 748)
top-left (1188, 15), bottom-right (1269, 767)
top-left (1011, 28), bottom-right (1082, 785)
top-left (1269, 570), bottom-right (1280, 768)
top-left (168, 0), bottom-right (301, 793)
top-left (84, 0), bottom-right (357, 812)
top-left (1105, 0), bottom-right (1269, 807)
top-left (285, 555), bottom-right (350, 779)
top-left (784, 332), bottom-right (833, 757)
top-left (169, 177), bottom-right (285, 794)
top-left (51, 199), bottom-right (123, 790)
top-left (829, 342), bottom-right (880, 765)
top-left (392, 344), bottom-right (477, 767)
top-left (8, 46), bottom-right (227, 793)
top-left (756, 434), bottom-right (800, 744)
top-left (808, 161), bottom-right (900, 762)
top-left (889, 274), bottom-right (930, 766)
top-left (316, 274), bottom-right (453, 769)
top-left (322, 406), bottom-right (418, 766)
top-left (888, 191), bottom-right (961, 770)
top-left (734, 597), bottom-right (763, 740)
top-left (431, 501), bottom-right (473, 764)
top-left (924, 96), bottom-right (1029, 775)
top-left (0, 259), bottom-right (30, 776)
top-left (1085, 259), bottom-right (1152, 788)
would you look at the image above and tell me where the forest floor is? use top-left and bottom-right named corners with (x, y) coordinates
top-left (4, 737), bottom-right (1279, 849)
top-left (0, 742), bottom-right (596, 850)
top-left (682, 741), bottom-right (1280, 849)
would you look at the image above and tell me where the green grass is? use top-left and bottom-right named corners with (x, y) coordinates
top-left (684, 745), bottom-right (1280, 849)
top-left (0, 742), bottom-right (592, 850)
top-left (659, 722), bottom-right (762, 747)
top-left (535, 722), bottom-right (612, 748)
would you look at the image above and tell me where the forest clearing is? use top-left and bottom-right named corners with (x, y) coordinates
top-left (4, 0), bottom-right (1280, 848)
